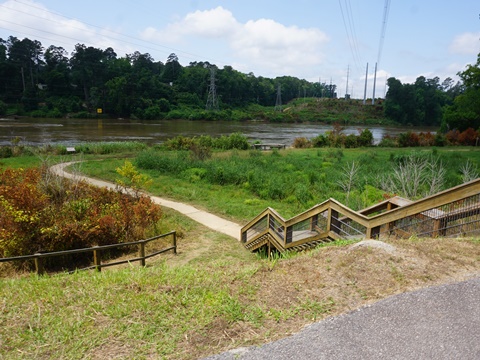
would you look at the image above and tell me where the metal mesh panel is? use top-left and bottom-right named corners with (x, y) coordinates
top-left (381, 194), bottom-right (480, 238)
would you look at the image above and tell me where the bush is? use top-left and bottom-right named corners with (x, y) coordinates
top-left (458, 128), bottom-right (479, 146)
top-left (311, 134), bottom-right (329, 147)
top-left (0, 146), bottom-right (13, 158)
top-left (434, 133), bottom-right (447, 147)
top-left (293, 137), bottom-right (312, 148)
top-left (344, 134), bottom-right (358, 148)
top-left (398, 131), bottom-right (420, 147)
top-left (378, 135), bottom-right (397, 147)
top-left (357, 128), bottom-right (373, 147)
top-left (0, 166), bottom-right (162, 269)
top-left (189, 143), bottom-right (212, 161)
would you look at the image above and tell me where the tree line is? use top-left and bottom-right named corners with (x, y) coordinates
top-left (1, 35), bottom-right (479, 131)
top-left (384, 53), bottom-right (480, 131)
top-left (0, 36), bottom-right (336, 119)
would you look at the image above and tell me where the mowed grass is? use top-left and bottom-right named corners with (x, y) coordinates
top-left (2, 233), bottom-right (479, 359)
top-left (1, 146), bottom-right (480, 359)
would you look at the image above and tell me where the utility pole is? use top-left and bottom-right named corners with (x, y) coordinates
top-left (363, 62), bottom-right (368, 105)
top-left (274, 84), bottom-right (282, 111)
top-left (345, 65), bottom-right (350, 99)
top-left (205, 65), bottom-right (219, 111)
top-left (372, 62), bottom-right (378, 105)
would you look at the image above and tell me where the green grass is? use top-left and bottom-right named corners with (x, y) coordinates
top-left (0, 260), bottom-right (252, 358)
top-left (1, 148), bottom-right (480, 359)
top-left (77, 146), bottom-right (480, 222)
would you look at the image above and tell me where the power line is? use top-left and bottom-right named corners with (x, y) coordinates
top-left (0, 1), bottom-right (226, 65)
top-left (377, 0), bottom-right (391, 65)
top-left (338, 0), bottom-right (362, 70)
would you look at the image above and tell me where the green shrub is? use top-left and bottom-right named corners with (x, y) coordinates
top-left (311, 134), bottom-right (329, 147)
top-left (357, 128), bottom-right (373, 147)
top-left (0, 146), bottom-right (13, 158)
top-left (344, 134), bottom-right (358, 148)
top-left (378, 135), bottom-right (397, 147)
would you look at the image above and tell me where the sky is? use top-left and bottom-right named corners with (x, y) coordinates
top-left (0, 0), bottom-right (479, 99)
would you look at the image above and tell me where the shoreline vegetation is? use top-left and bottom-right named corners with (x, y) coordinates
top-left (0, 142), bottom-right (479, 359)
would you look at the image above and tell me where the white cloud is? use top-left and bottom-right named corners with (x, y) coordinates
top-left (449, 32), bottom-right (480, 55)
top-left (140, 6), bottom-right (329, 77)
top-left (141, 7), bottom-right (239, 43)
top-left (231, 19), bottom-right (328, 74)
top-left (0, 0), bottom-right (135, 54)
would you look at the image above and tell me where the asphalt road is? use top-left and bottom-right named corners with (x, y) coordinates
top-left (204, 276), bottom-right (480, 360)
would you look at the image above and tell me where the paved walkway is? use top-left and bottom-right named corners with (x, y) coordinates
top-left (205, 276), bottom-right (480, 359)
top-left (50, 162), bottom-right (242, 239)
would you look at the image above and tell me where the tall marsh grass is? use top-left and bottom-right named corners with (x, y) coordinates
top-left (134, 147), bottom-right (480, 213)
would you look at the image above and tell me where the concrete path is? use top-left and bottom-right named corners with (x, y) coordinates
top-left (50, 162), bottom-right (242, 239)
top-left (205, 276), bottom-right (480, 360)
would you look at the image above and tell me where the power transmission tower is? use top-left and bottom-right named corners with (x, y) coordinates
top-left (274, 84), bottom-right (282, 111)
top-left (205, 65), bottom-right (219, 111)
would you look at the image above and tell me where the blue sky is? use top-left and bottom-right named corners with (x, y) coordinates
top-left (0, 0), bottom-right (479, 99)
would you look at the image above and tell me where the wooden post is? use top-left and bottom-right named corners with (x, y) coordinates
top-left (173, 232), bottom-right (177, 255)
top-left (367, 226), bottom-right (380, 239)
top-left (139, 241), bottom-right (146, 267)
top-left (330, 209), bottom-right (340, 234)
top-left (93, 247), bottom-right (101, 272)
top-left (34, 253), bottom-right (45, 275)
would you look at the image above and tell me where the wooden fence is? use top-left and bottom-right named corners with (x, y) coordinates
top-left (0, 231), bottom-right (177, 275)
top-left (241, 178), bottom-right (480, 253)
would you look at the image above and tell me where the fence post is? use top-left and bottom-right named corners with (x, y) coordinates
top-left (34, 253), bottom-right (45, 275)
top-left (139, 241), bottom-right (146, 267)
top-left (93, 247), bottom-right (101, 272)
top-left (173, 231), bottom-right (177, 255)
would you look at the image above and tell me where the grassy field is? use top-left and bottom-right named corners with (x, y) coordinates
top-left (78, 146), bottom-right (480, 222)
top-left (1, 146), bottom-right (480, 359)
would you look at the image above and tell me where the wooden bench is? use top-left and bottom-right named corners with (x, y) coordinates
top-left (252, 143), bottom-right (286, 151)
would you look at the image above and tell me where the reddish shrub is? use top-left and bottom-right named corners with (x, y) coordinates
top-left (446, 130), bottom-right (460, 145)
top-left (0, 167), bottom-right (162, 268)
top-left (458, 128), bottom-right (479, 146)
top-left (418, 132), bottom-right (435, 146)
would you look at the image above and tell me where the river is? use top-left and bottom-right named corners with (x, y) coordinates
top-left (0, 117), bottom-right (437, 146)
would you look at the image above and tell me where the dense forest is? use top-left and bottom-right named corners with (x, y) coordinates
top-left (0, 35), bottom-right (479, 131)
top-left (0, 36), bottom-right (336, 121)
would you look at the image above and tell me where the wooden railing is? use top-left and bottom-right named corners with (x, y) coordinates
top-left (0, 231), bottom-right (177, 275)
top-left (241, 178), bottom-right (480, 252)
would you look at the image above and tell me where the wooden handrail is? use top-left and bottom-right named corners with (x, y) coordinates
top-left (241, 178), bottom-right (480, 251)
top-left (0, 231), bottom-right (177, 275)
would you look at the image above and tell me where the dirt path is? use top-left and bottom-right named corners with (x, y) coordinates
top-left (50, 162), bottom-right (242, 239)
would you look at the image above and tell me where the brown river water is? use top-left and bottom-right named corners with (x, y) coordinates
top-left (0, 117), bottom-right (437, 146)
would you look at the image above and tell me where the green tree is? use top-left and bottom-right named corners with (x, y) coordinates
top-left (441, 53), bottom-right (480, 132)
top-left (70, 44), bottom-right (109, 108)
top-left (44, 45), bottom-right (70, 96)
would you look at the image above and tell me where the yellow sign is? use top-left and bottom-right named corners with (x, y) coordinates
top-left (97, 108), bottom-right (103, 114)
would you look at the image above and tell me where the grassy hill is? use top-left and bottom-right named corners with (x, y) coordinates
top-left (277, 98), bottom-right (389, 125)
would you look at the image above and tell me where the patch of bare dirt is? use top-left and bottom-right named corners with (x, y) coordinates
top-left (180, 237), bottom-right (480, 359)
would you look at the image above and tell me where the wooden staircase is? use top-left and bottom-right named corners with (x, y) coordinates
top-left (241, 178), bottom-right (480, 254)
